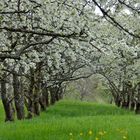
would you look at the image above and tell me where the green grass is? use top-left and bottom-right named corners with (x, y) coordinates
top-left (0, 100), bottom-right (139, 140)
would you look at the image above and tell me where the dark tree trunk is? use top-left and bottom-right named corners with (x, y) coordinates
top-left (121, 101), bottom-right (129, 109)
top-left (50, 87), bottom-right (56, 105)
top-left (26, 68), bottom-right (35, 119)
top-left (45, 88), bottom-right (49, 107)
top-left (34, 95), bottom-right (40, 116)
top-left (1, 75), bottom-right (15, 122)
top-left (135, 83), bottom-right (140, 114)
top-left (39, 87), bottom-right (49, 111)
top-left (34, 102), bottom-right (40, 115)
top-left (55, 89), bottom-right (60, 102)
top-left (26, 99), bottom-right (34, 119)
top-left (114, 95), bottom-right (121, 107)
top-left (13, 74), bottom-right (25, 120)
top-left (39, 98), bottom-right (46, 111)
top-left (50, 92), bottom-right (56, 105)
top-left (121, 91), bottom-right (129, 109)
top-left (33, 63), bottom-right (43, 116)
top-left (135, 103), bottom-right (140, 114)
top-left (129, 91), bottom-right (135, 110)
top-left (58, 86), bottom-right (64, 100)
top-left (130, 102), bottom-right (135, 111)
top-left (27, 63), bottom-right (42, 117)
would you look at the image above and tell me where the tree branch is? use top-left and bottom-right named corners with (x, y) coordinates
top-left (0, 27), bottom-right (81, 38)
top-left (92, 0), bottom-right (140, 39)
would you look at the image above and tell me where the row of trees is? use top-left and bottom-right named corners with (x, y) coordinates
top-left (94, 16), bottom-right (140, 113)
top-left (0, 0), bottom-right (98, 121)
top-left (0, 0), bottom-right (140, 121)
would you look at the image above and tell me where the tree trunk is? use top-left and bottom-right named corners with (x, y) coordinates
top-left (26, 99), bottom-right (34, 119)
top-left (45, 88), bottom-right (49, 107)
top-left (39, 87), bottom-right (49, 111)
top-left (129, 90), bottom-right (135, 111)
top-left (135, 103), bottom-right (140, 114)
top-left (26, 68), bottom-right (35, 119)
top-left (1, 74), bottom-right (15, 122)
top-left (39, 97), bottom-right (46, 111)
top-left (130, 102), bottom-right (135, 111)
top-left (33, 63), bottom-right (43, 116)
top-left (135, 83), bottom-right (140, 114)
top-left (114, 95), bottom-right (121, 107)
top-left (55, 88), bottom-right (60, 102)
top-left (50, 87), bottom-right (56, 105)
top-left (34, 95), bottom-right (40, 116)
top-left (13, 74), bottom-right (25, 120)
top-left (57, 86), bottom-right (64, 101)
top-left (121, 100), bottom-right (129, 109)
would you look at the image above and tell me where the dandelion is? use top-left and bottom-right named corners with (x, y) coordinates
top-left (99, 131), bottom-right (104, 136)
top-left (123, 136), bottom-right (127, 139)
top-left (80, 132), bottom-right (83, 136)
top-left (88, 130), bottom-right (93, 135)
top-left (95, 137), bottom-right (99, 140)
top-left (69, 133), bottom-right (73, 136)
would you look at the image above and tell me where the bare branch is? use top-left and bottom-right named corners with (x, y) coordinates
top-left (0, 27), bottom-right (81, 38)
top-left (92, 0), bottom-right (140, 39)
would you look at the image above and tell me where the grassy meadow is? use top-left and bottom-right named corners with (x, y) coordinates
top-left (0, 100), bottom-right (139, 140)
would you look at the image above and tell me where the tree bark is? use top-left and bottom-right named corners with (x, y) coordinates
top-left (26, 68), bottom-right (35, 119)
top-left (26, 98), bottom-right (34, 119)
top-left (135, 103), bottom-right (140, 114)
top-left (114, 95), bottom-right (121, 107)
top-left (34, 95), bottom-right (40, 116)
top-left (39, 87), bottom-right (49, 111)
top-left (13, 74), bottom-right (25, 120)
top-left (50, 87), bottom-right (56, 105)
top-left (1, 74), bottom-right (15, 122)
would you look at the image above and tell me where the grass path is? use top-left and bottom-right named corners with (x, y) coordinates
top-left (0, 100), bottom-right (139, 140)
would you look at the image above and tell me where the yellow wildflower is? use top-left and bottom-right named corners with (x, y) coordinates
top-left (99, 131), bottom-right (104, 136)
top-left (80, 132), bottom-right (83, 136)
top-left (123, 136), bottom-right (127, 139)
top-left (95, 137), bottom-right (99, 140)
top-left (69, 133), bottom-right (73, 136)
top-left (88, 130), bottom-right (93, 135)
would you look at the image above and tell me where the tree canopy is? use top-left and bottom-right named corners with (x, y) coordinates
top-left (0, 0), bottom-right (140, 121)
